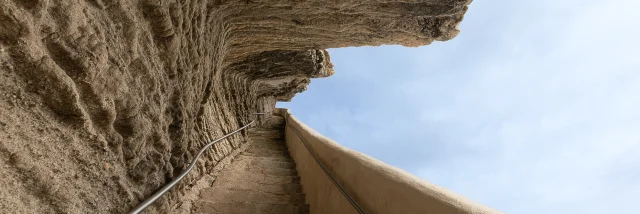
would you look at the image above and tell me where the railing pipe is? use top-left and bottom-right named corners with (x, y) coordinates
top-left (129, 113), bottom-right (266, 214)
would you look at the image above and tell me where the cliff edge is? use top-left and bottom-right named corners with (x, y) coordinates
top-left (0, 0), bottom-right (471, 213)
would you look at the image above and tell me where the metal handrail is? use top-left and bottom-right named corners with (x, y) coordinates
top-left (129, 113), bottom-right (267, 214)
top-left (285, 116), bottom-right (368, 214)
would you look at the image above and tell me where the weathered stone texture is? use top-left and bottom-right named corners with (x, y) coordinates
top-left (0, 0), bottom-right (471, 213)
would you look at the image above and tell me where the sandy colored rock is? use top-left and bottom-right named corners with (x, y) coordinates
top-left (193, 117), bottom-right (309, 214)
top-left (0, 0), bottom-right (472, 213)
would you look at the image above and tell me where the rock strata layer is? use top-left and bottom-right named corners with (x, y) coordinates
top-left (0, 0), bottom-right (471, 213)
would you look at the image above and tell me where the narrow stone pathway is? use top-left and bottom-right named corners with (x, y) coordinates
top-left (193, 116), bottom-right (309, 214)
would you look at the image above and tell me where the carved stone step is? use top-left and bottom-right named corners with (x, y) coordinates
top-left (243, 151), bottom-right (290, 158)
top-left (246, 147), bottom-right (290, 154)
top-left (249, 141), bottom-right (286, 147)
top-left (217, 168), bottom-right (300, 185)
top-left (249, 141), bottom-right (287, 148)
top-left (235, 155), bottom-right (294, 163)
top-left (249, 131), bottom-right (283, 136)
top-left (249, 138), bottom-right (286, 144)
top-left (213, 179), bottom-right (302, 194)
top-left (199, 188), bottom-right (306, 204)
top-left (249, 144), bottom-right (288, 151)
top-left (233, 156), bottom-right (296, 169)
top-left (193, 201), bottom-right (310, 214)
top-left (225, 161), bottom-right (298, 176)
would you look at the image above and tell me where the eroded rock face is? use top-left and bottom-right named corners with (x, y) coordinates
top-left (0, 0), bottom-right (471, 213)
top-left (232, 49), bottom-right (334, 101)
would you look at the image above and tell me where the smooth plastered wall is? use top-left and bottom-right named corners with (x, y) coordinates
top-left (276, 108), bottom-right (502, 214)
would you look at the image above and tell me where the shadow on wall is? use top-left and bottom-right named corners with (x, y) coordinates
top-left (276, 108), bottom-right (501, 214)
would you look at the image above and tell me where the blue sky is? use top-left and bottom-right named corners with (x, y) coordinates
top-left (277, 0), bottom-right (640, 213)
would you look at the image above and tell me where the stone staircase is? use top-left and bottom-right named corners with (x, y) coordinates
top-left (193, 116), bottom-right (309, 214)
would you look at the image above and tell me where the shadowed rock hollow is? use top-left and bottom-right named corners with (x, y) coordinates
top-left (0, 0), bottom-right (471, 213)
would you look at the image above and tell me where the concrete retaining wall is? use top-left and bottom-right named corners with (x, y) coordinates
top-left (275, 108), bottom-right (501, 214)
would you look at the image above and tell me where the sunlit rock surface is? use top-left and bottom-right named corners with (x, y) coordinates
top-left (0, 0), bottom-right (471, 212)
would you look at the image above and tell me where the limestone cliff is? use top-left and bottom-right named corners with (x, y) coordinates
top-left (0, 0), bottom-right (471, 213)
